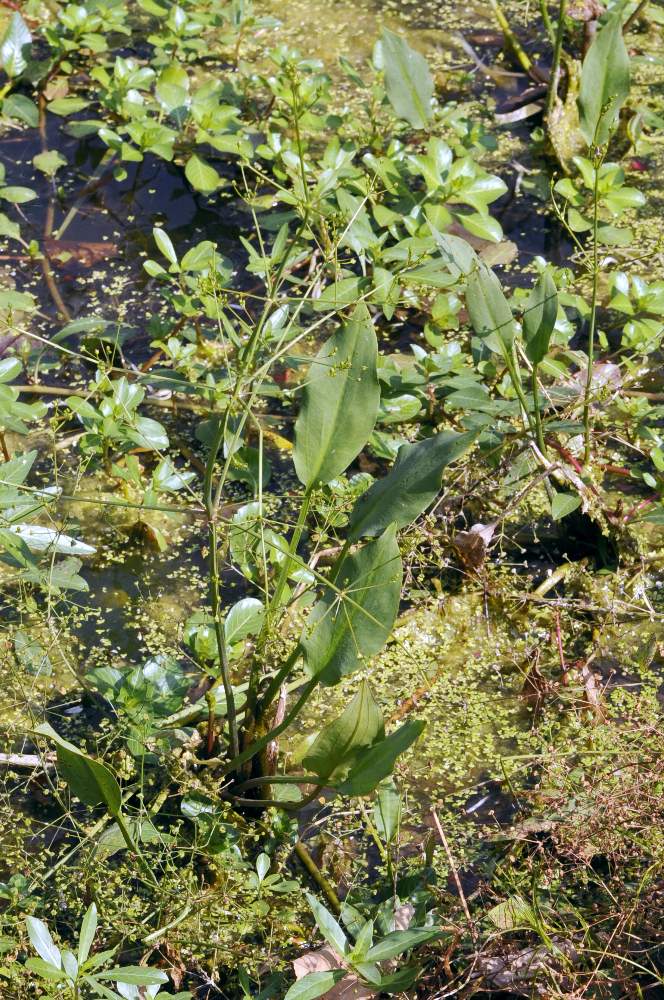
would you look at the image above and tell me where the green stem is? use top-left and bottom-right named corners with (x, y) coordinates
top-left (531, 363), bottom-right (547, 456)
top-left (258, 644), bottom-right (302, 719)
top-left (505, 345), bottom-right (536, 439)
top-left (539, 0), bottom-right (555, 45)
top-left (220, 677), bottom-right (317, 777)
top-left (209, 519), bottom-right (240, 762)
top-left (294, 841), bottom-right (341, 914)
top-left (488, 0), bottom-right (534, 74)
top-left (583, 151), bottom-right (602, 465)
top-left (114, 811), bottom-right (158, 887)
top-left (247, 489), bottom-right (312, 725)
top-left (546, 0), bottom-right (568, 121)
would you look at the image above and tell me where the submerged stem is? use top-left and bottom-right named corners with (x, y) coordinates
top-left (583, 151), bottom-right (602, 465)
top-left (546, 0), bottom-right (568, 121)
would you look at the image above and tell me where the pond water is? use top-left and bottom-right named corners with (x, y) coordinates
top-left (0, 0), bottom-right (663, 993)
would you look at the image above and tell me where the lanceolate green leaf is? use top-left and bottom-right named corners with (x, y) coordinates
top-left (302, 681), bottom-right (385, 780)
top-left (293, 304), bottom-right (379, 487)
top-left (348, 430), bottom-right (476, 541)
top-left (305, 892), bottom-right (348, 956)
top-left (284, 970), bottom-right (346, 1000)
top-left (337, 719), bottom-right (425, 796)
top-left (578, 9), bottom-right (630, 146)
top-left (522, 272), bottom-right (558, 365)
top-left (380, 28), bottom-right (433, 129)
top-left (34, 722), bottom-right (122, 817)
top-left (363, 926), bottom-right (444, 962)
top-left (301, 525), bottom-right (402, 686)
top-left (466, 264), bottom-right (515, 356)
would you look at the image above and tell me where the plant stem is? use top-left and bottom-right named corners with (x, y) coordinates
top-left (488, 0), bottom-right (535, 75)
top-left (539, 0), bottom-right (555, 45)
top-left (114, 811), bottom-right (158, 887)
top-left (219, 677), bottom-right (317, 777)
top-left (546, 0), bottom-right (568, 121)
top-left (531, 363), bottom-right (547, 456)
top-left (0, 431), bottom-right (10, 462)
top-left (258, 644), bottom-right (302, 719)
top-left (209, 518), bottom-right (240, 762)
top-left (583, 151), bottom-right (602, 465)
top-left (293, 841), bottom-right (341, 914)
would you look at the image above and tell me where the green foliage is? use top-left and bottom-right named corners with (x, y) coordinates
top-left (293, 304), bottom-right (379, 488)
top-left (578, 8), bottom-right (630, 146)
top-left (379, 28), bottom-right (433, 129)
top-left (301, 525), bottom-right (402, 685)
top-left (24, 904), bottom-right (179, 998)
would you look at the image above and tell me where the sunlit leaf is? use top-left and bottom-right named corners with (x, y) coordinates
top-left (380, 28), bottom-right (433, 128)
top-left (294, 303), bottom-right (379, 487)
top-left (301, 525), bottom-right (402, 686)
top-left (522, 272), bottom-right (558, 365)
top-left (578, 9), bottom-right (630, 145)
top-left (348, 430), bottom-right (476, 540)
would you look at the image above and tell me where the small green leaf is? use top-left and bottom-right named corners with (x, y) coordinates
top-left (0, 185), bottom-right (37, 204)
top-left (34, 722), bottom-right (122, 816)
top-left (152, 226), bottom-right (178, 267)
top-left (185, 153), bottom-right (221, 193)
top-left (348, 430), bottom-right (476, 540)
top-left (3, 93), bottom-right (38, 126)
top-left (522, 272), bottom-right (558, 365)
top-left (306, 892), bottom-right (348, 956)
top-left (578, 9), bottom-right (630, 145)
top-left (303, 681), bottom-right (385, 781)
top-left (225, 598), bottom-right (265, 645)
top-left (0, 12), bottom-right (31, 77)
top-left (380, 28), bottom-right (433, 128)
top-left (550, 492), bottom-right (581, 520)
top-left (96, 966), bottom-right (169, 986)
top-left (363, 926), bottom-right (444, 962)
top-left (26, 917), bottom-right (61, 969)
top-left (284, 970), bottom-right (346, 1000)
top-left (33, 150), bottom-right (67, 177)
top-left (373, 779), bottom-right (401, 843)
top-left (78, 903), bottom-right (97, 966)
top-left (47, 97), bottom-right (91, 116)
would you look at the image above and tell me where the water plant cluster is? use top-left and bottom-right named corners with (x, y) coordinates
top-left (0, 0), bottom-right (662, 996)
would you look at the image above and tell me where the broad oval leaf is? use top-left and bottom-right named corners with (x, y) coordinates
top-left (225, 597), bottom-right (265, 645)
top-left (522, 271), bottom-right (558, 365)
top-left (34, 722), bottom-right (122, 816)
top-left (302, 680), bottom-right (385, 781)
top-left (301, 525), bottom-right (402, 686)
top-left (293, 303), bottom-right (379, 487)
top-left (578, 9), bottom-right (630, 146)
top-left (348, 430), bottom-right (476, 541)
top-left (380, 28), bottom-right (433, 129)
top-left (337, 719), bottom-right (424, 796)
top-left (465, 263), bottom-right (515, 356)
top-left (185, 154), bottom-right (221, 194)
